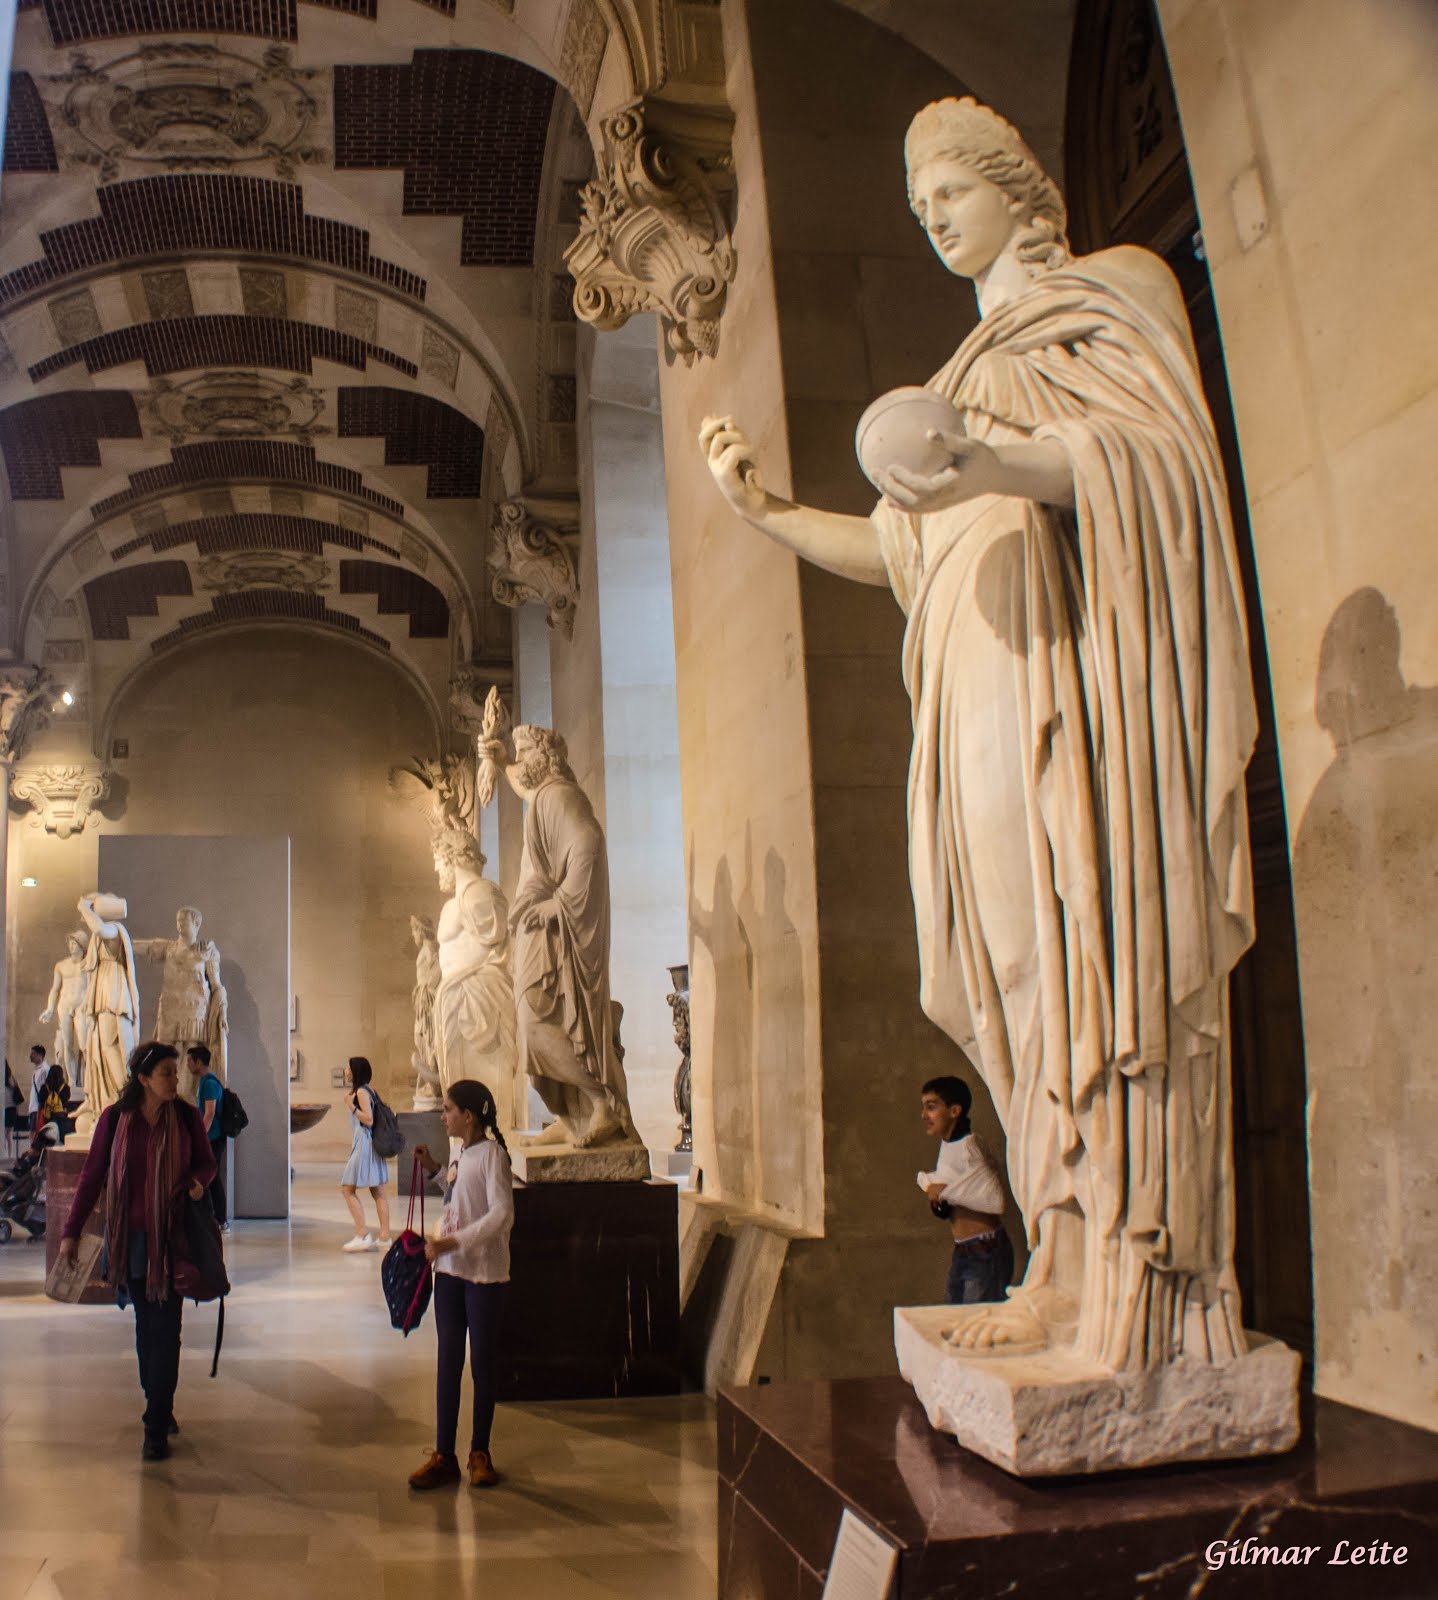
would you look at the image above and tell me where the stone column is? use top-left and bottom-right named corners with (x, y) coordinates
top-left (0, 667), bottom-right (54, 1069)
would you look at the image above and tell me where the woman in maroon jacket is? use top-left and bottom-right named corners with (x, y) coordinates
top-left (59, 1040), bottom-right (216, 1460)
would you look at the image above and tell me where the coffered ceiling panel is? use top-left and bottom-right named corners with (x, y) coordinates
top-left (1, 0), bottom-right (592, 735)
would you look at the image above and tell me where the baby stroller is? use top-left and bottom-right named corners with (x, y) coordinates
top-left (0, 1143), bottom-right (47, 1242)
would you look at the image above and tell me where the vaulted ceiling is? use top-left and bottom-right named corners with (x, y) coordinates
top-left (0, 0), bottom-right (636, 747)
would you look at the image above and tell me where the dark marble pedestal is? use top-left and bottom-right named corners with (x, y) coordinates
top-left (43, 1146), bottom-right (111, 1304)
top-left (499, 1179), bottom-right (680, 1401)
top-left (395, 1111), bottom-right (446, 1197)
top-left (719, 1376), bottom-right (1438, 1599)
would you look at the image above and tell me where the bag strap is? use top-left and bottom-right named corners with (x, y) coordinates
top-left (406, 1150), bottom-right (426, 1233)
top-left (209, 1297), bottom-right (224, 1378)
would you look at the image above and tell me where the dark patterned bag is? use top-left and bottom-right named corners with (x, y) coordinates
top-left (381, 1154), bottom-right (433, 1336)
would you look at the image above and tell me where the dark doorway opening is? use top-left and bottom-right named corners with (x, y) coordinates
top-left (1065, 0), bottom-right (1314, 1364)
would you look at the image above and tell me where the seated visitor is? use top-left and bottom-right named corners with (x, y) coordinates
top-left (917, 1075), bottom-right (1015, 1306)
top-left (408, 1079), bottom-right (514, 1492)
top-left (57, 1041), bottom-right (216, 1461)
top-left (31, 1062), bottom-right (74, 1148)
top-left (339, 1055), bottom-right (392, 1251)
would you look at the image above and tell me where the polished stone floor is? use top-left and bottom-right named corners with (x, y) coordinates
top-left (0, 1165), bottom-right (717, 1600)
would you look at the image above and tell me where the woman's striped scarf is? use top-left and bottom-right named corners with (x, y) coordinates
top-left (104, 1102), bottom-right (185, 1301)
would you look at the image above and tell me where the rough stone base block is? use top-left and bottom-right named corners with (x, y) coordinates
top-left (512, 1139), bottom-right (651, 1183)
top-left (895, 1303), bottom-right (1301, 1476)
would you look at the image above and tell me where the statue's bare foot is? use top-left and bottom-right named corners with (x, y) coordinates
top-left (573, 1106), bottom-right (625, 1149)
top-left (943, 1286), bottom-right (1075, 1357)
top-left (518, 1120), bottom-right (572, 1149)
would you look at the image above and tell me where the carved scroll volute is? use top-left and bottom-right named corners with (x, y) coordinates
top-left (564, 105), bottom-right (736, 365)
top-left (8, 764), bottom-right (113, 838)
top-left (487, 499), bottom-right (580, 639)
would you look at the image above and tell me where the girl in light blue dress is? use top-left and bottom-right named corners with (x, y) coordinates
top-left (339, 1056), bottom-right (392, 1252)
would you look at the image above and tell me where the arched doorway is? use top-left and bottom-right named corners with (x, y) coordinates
top-left (1066, 0), bottom-right (1314, 1362)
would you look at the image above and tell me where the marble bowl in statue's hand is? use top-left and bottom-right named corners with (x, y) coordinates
top-left (855, 386), bottom-right (965, 494)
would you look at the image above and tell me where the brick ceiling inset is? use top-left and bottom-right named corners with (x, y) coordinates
top-left (29, 314), bottom-right (417, 383)
top-left (338, 386), bottom-right (483, 498)
top-left (340, 558), bottom-right (448, 636)
top-left (334, 51), bottom-right (556, 269)
top-left (91, 438), bottom-right (405, 520)
top-left (3, 73), bottom-right (59, 173)
top-left (151, 589), bottom-right (390, 653)
top-left (84, 559), bottom-right (193, 639)
top-left (111, 511), bottom-right (398, 561)
top-left (0, 391), bottom-right (142, 499)
top-left (0, 176), bottom-right (425, 312)
top-left (28, 0), bottom-right (378, 47)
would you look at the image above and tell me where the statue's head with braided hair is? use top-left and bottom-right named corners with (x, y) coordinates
top-left (905, 98), bottom-right (1071, 279)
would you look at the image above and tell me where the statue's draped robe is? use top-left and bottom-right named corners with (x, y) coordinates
top-left (873, 250), bottom-right (1257, 1367)
top-left (83, 924), bottom-right (140, 1116)
top-left (511, 776), bottom-right (630, 1127)
top-left (412, 938), bottom-right (443, 1100)
top-left (435, 873), bottom-right (518, 1127)
top-left (140, 937), bottom-right (228, 1098)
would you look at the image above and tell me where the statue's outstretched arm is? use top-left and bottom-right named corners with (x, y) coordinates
top-left (699, 415), bottom-right (889, 587)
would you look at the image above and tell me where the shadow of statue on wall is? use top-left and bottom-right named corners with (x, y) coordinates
top-left (688, 841), bottom-right (755, 1201)
top-left (751, 841), bottom-right (806, 1221)
top-left (1292, 587), bottom-right (1438, 1330)
top-left (219, 958), bottom-right (277, 1213)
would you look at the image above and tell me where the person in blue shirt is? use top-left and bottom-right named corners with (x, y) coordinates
top-left (188, 1045), bottom-right (227, 1228)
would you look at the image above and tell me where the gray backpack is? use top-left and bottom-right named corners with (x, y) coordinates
top-left (368, 1089), bottom-right (404, 1159)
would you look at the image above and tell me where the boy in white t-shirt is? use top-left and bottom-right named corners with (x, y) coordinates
top-left (917, 1075), bottom-right (1015, 1305)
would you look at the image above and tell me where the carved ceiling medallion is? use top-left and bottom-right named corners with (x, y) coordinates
top-left (141, 373), bottom-right (329, 445)
top-left (49, 43), bottom-right (328, 183)
top-left (197, 551), bottom-right (331, 595)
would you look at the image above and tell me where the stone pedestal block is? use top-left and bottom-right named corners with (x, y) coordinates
top-left (500, 1178), bottom-right (679, 1400)
top-left (43, 1145), bottom-right (111, 1304)
top-left (895, 1304), bottom-right (1301, 1476)
top-left (652, 1148), bottom-right (693, 1179)
top-left (511, 1139), bottom-right (651, 1184)
top-left (395, 1110), bottom-right (446, 1196)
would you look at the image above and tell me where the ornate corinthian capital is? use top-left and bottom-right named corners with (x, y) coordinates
top-left (564, 105), bottom-right (736, 365)
top-left (0, 666), bottom-right (55, 766)
top-left (488, 499), bottom-right (580, 639)
top-left (9, 764), bottom-right (112, 838)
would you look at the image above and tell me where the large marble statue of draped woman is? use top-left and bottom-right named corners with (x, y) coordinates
top-left (431, 826), bottom-right (520, 1133)
top-left (700, 98), bottom-right (1261, 1381)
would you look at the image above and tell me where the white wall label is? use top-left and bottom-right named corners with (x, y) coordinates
top-left (822, 1508), bottom-right (899, 1600)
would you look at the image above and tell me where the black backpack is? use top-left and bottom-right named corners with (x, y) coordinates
top-left (220, 1086), bottom-right (249, 1139)
top-left (368, 1088), bottom-right (404, 1159)
top-left (175, 1194), bottom-right (231, 1376)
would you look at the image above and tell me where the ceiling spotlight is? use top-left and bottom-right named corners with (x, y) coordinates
top-left (61, 690), bottom-right (75, 706)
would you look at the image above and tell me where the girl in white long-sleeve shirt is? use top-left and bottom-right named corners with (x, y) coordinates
top-left (407, 1078), bottom-right (515, 1492)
